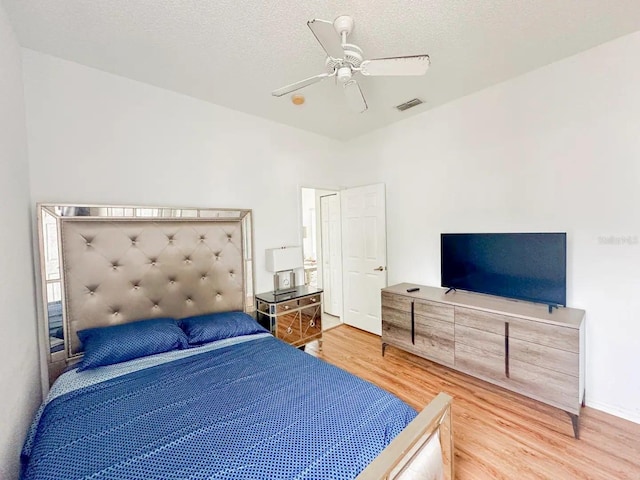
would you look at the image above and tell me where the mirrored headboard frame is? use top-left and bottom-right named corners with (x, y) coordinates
top-left (36, 203), bottom-right (255, 380)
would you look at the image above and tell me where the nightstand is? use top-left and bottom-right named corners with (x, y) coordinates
top-left (256, 286), bottom-right (323, 349)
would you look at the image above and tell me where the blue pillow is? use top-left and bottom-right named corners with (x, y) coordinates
top-left (77, 317), bottom-right (189, 371)
top-left (180, 311), bottom-right (268, 345)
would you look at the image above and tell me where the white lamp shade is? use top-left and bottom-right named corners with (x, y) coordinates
top-left (266, 246), bottom-right (303, 272)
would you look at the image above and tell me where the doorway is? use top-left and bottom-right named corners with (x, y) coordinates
top-left (300, 187), bottom-right (342, 330)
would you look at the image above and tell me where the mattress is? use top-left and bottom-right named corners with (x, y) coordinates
top-left (21, 333), bottom-right (417, 480)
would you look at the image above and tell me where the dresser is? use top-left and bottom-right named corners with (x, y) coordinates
top-left (382, 283), bottom-right (585, 438)
top-left (256, 286), bottom-right (323, 349)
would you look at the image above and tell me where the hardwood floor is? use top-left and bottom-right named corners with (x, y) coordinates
top-left (307, 325), bottom-right (640, 480)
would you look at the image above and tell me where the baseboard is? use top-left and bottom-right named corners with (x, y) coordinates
top-left (587, 400), bottom-right (640, 424)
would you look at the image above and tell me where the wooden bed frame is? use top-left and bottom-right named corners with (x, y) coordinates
top-left (35, 203), bottom-right (454, 480)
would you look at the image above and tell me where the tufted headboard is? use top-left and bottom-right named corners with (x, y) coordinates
top-left (62, 219), bottom-right (245, 356)
top-left (37, 205), bottom-right (255, 382)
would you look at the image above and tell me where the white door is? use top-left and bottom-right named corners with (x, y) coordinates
top-left (320, 194), bottom-right (342, 317)
top-left (341, 184), bottom-right (387, 335)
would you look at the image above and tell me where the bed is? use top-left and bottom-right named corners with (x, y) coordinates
top-left (30, 204), bottom-right (454, 480)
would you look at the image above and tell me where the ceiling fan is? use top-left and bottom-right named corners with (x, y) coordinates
top-left (272, 15), bottom-right (430, 113)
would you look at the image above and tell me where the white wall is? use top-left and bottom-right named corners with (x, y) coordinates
top-left (22, 50), bottom-right (344, 294)
top-left (0, 5), bottom-right (41, 480)
top-left (344, 31), bottom-right (640, 422)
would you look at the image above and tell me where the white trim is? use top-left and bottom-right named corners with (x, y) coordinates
top-left (587, 400), bottom-right (640, 425)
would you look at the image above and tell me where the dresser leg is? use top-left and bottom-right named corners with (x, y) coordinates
top-left (318, 339), bottom-right (323, 352)
top-left (567, 412), bottom-right (580, 439)
top-left (581, 389), bottom-right (586, 408)
top-left (382, 342), bottom-right (387, 356)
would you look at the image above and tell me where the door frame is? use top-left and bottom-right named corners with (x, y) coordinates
top-left (299, 185), bottom-right (342, 319)
top-left (319, 192), bottom-right (343, 318)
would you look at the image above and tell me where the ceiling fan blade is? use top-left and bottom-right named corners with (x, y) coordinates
top-left (343, 80), bottom-right (368, 113)
top-left (360, 55), bottom-right (431, 76)
top-left (272, 73), bottom-right (330, 97)
top-left (307, 19), bottom-right (344, 59)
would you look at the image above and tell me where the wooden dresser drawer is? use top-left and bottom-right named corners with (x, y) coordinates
top-left (382, 306), bottom-right (410, 328)
top-left (508, 317), bottom-right (579, 353)
top-left (381, 292), bottom-right (412, 313)
top-left (508, 358), bottom-right (579, 411)
top-left (455, 341), bottom-right (505, 382)
top-left (414, 315), bottom-right (454, 365)
top-left (455, 306), bottom-right (508, 335)
top-left (509, 337), bottom-right (579, 377)
top-left (455, 324), bottom-right (504, 355)
top-left (414, 300), bottom-right (454, 323)
top-left (382, 320), bottom-right (412, 350)
top-left (382, 307), bottom-right (412, 348)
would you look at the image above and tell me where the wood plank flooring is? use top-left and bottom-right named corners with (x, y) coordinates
top-left (306, 325), bottom-right (640, 480)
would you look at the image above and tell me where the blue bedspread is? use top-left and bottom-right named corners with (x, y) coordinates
top-left (22, 336), bottom-right (416, 479)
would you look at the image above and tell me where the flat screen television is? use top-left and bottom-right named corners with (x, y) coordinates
top-left (441, 233), bottom-right (566, 307)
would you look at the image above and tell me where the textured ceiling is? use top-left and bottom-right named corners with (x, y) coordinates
top-left (4, 0), bottom-right (640, 140)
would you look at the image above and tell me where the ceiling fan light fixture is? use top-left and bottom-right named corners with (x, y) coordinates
top-left (337, 66), bottom-right (352, 83)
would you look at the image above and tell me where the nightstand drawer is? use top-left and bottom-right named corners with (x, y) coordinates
top-left (276, 299), bottom-right (299, 313)
top-left (300, 294), bottom-right (321, 307)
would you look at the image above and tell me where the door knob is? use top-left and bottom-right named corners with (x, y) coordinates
top-left (373, 266), bottom-right (385, 271)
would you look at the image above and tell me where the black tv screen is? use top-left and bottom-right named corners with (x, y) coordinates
top-left (441, 233), bottom-right (566, 306)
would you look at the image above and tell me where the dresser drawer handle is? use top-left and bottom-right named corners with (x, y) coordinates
top-left (283, 305), bottom-right (290, 310)
top-left (310, 321), bottom-right (315, 327)
top-left (310, 297), bottom-right (316, 302)
top-left (286, 327), bottom-right (293, 335)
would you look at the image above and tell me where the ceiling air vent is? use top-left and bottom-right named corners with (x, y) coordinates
top-left (395, 98), bottom-right (424, 112)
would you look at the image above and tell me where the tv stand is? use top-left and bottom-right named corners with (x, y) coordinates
top-left (381, 283), bottom-right (586, 438)
top-left (445, 287), bottom-right (456, 295)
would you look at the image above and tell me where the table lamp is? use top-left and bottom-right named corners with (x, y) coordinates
top-left (265, 246), bottom-right (303, 294)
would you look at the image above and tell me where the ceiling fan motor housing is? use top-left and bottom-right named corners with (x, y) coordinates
top-left (325, 44), bottom-right (364, 75)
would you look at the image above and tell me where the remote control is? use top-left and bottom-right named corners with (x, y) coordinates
top-left (406, 287), bottom-right (420, 292)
